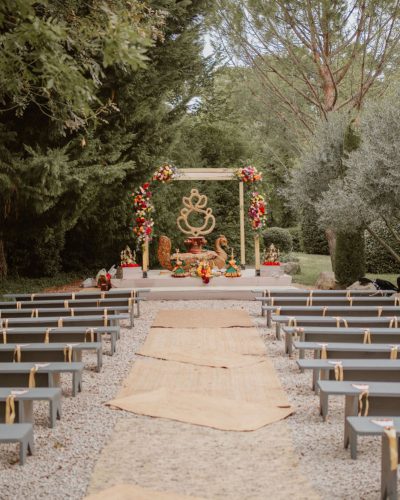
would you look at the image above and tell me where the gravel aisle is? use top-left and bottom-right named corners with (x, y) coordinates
top-left (0, 300), bottom-right (395, 499)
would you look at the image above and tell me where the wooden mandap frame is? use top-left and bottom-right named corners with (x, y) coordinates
top-left (142, 168), bottom-right (261, 277)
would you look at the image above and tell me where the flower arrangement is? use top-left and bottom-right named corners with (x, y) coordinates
top-left (248, 191), bottom-right (267, 231)
top-left (152, 163), bottom-right (177, 183)
top-left (132, 183), bottom-right (154, 243)
top-left (236, 165), bottom-right (262, 183)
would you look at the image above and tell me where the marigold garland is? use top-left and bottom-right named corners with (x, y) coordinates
top-left (236, 165), bottom-right (262, 183)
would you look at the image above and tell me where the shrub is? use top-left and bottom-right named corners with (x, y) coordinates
top-left (334, 231), bottom-right (365, 287)
top-left (263, 227), bottom-right (293, 254)
top-left (300, 206), bottom-right (330, 255)
top-left (287, 226), bottom-right (302, 252)
top-left (365, 222), bottom-right (400, 274)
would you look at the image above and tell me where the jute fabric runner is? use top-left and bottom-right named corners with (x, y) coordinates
top-left (151, 309), bottom-right (253, 328)
top-left (85, 483), bottom-right (201, 500)
top-left (137, 327), bottom-right (266, 368)
top-left (108, 357), bottom-right (292, 431)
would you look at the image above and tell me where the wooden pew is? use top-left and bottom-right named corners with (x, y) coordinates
top-left (0, 423), bottom-right (34, 465)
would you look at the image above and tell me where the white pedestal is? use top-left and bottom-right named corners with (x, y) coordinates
top-left (260, 265), bottom-right (283, 278)
top-left (121, 267), bottom-right (142, 279)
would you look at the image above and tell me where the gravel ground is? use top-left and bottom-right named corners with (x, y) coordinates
top-left (0, 300), bottom-right (394, 499)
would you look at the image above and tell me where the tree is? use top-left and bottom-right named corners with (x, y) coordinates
top-left (212, 0), bottom-right (400, 132)
top-left (317, 89), bottom-right (400, 265)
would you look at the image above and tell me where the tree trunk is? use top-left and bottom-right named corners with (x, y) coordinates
top-left (325, 228), bottom-right (336, 269)
top-left (0, 239), bottom-right (7, 279)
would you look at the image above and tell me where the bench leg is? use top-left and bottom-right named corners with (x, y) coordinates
top-left (349, 426), bottom-right (358, 460)
top-left (19, 401), bottom-right (33, 424)
top-left (381, 433), bottom-right (398, 500)
top-left (275, 322), bottom-right (281, 340)
top-left (97, 348), bottom-right (102, 372)
top-left (267, 310), bottom-right (272, 328)
top-left (72, 373), bottom-right (82, 397)
top-left (130, 307), bottom-right (134, 328)
top-left (285, 332), bottom-right (291, 355)
top-left (136, 300), bottom-right (140, 317)
top-left (319, 392), bottom-right (328, 421)
top-left (50, 397), bottom-right (62, 427)
top-left (20, 431), bottom-right (34, 465)
top-left (344, 396), bottom-right (358, 449)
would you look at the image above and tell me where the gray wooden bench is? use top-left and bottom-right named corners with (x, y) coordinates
top-left (0, 423), bottom-right (34, 465)
top-left (0, 314), bottom-right (128, 340)
top-left (273, 315), bottom-right (400, 340)
top-left (0, 388), bottom-right (62, 427)
top-left (297, 358), bottom-right (400, 391)
top-left (256, 294), bottom-right (397, 316)
top-left (0, 342), bottom-right (102, 371)
top-left (264, 305), bottom-right (400, 328)
top-left (347, 416), bottom-right (400, 499)
top-left (293, 341), bottom-right (400, 362)
top-left (284, 326), bottom-right (400, 356)
top-left (4, 288), bottom-right (150, 317)
top-left (317, 380), bottom-right (400, 456)
top-left (0, 362), bottom-right (85, 396)
top-left (0, 297), bottom-right (144, 326)
top-left (0, 326), bottom-right (118, 355)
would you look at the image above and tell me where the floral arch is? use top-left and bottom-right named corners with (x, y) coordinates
top-left (132, 164), bottom-right (267, 277)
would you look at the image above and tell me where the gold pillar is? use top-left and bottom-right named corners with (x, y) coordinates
top-left (142, 240), bottom-right (149, 278)
top-left (254, 233), bottom-right (261, 276)
top-left (239, 181), bottom-right (246, 268)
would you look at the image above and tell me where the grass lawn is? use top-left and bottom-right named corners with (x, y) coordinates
top-left (292, 252), bottom-right (399, 287)
top-left (0, 273), bottom-right (84, 297)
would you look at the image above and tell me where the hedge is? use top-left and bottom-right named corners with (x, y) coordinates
top-left (300, 206), bottom-right (330, 255)
top-left (365, 222), bottom-right (400, 274)
top-left (263, 227), bottom-right (293, 254)
top-left (334, 231), bottom-right (365, 287)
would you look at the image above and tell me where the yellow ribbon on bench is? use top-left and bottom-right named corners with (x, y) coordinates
top-left (347, 296), bottom-right (353, 306)
top-left (377, 306), bottom-right (383, 317)
top-left (13, 345), bottom-right (22, 363)
top-left (2, 329), bottom-right (6, 344)
top-left (322, 306), bottom-right (328, 317)
top-left (389, 317), bottom-right (398, 328)
top-left (270, 297), bottom-right (275, 306)
top-left (275, 307), bottom-right (281, 316)
top-left (70, 308), bottom-right (74, 317)
top-left (64, 300), bottom-right (69, 309)
top-left (319, 344), bottom-right (328, 359)
top-left (390, 345), bottom-right (399, 360)
top-left (288, 317), bottom-right (297, 328)
top-left (358, 390), bottom-right (369, 416)
top-left (44, 328), bottom-right (52, 344)
top-left (31, 308), bottom-right (39, 318)
top-left (16, 302), bottom-right (21, 310)
top-left (103, 309), bottom-right (108, 327)
top-left (306, 291), bottom-right (313, 307)
top-left (30, 294), bottom-right (35, 301)
top-left (384, 427), bottom-right (398, 471)
top-left (2, 319), bottom-right (8, 329)
top-left (71, 293), bottom-right (75, 300)
top-left (394, 296), bottom-right (400, 306)
top-left (58, 318), bottom-right (63, 328)
top-left (28, 366), bottom-right (38, 388)
top-left (5, 394), bottom-right (16, 424)
top-left (63, 344), bottom-right (73, 363)
top-left (293, 327), bottom-right (305, 340)
top-left (334, 317), bottom-right (348, 328)
top-left (101, 292), bottom-right (106, 300)
top-left (333, 362), bottom-right (344, 381)
top-left (363, 329), bottom-right (372, 344)
top-left (346, 290), bottom-right (352, 299)
top-left (130, 289), bottom-right (137, 299)
top-left (85, 328), bottom-right (95, 343)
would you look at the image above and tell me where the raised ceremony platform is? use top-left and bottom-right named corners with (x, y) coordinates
top-left (111, 268), bottom-right (293, 300)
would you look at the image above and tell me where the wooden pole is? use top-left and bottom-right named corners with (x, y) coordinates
top-left (239, 181), bottom-right (246, 268)
top-left (142, 240), bottom-right (149, 278)
top-left (254, 233), bottom-right (260, 276)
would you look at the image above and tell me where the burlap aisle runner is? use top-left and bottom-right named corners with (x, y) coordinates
top-left (108, 309), bottom-right (293, 431)
top-left (137, 327), bottom-right (267, 368)
top-left (151, 309), bottom-right (253, 328)
top-left (85, 483), bottom-right (201, 500)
